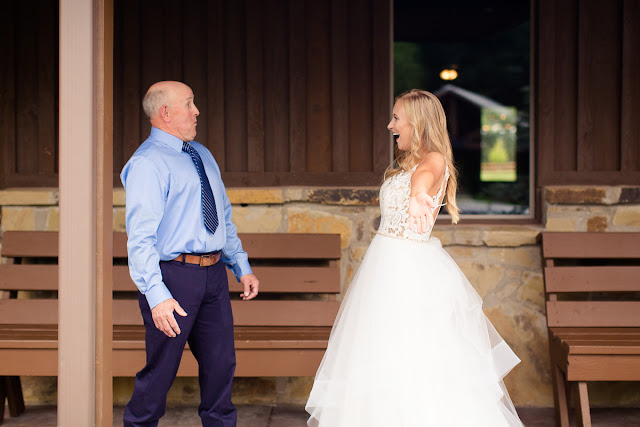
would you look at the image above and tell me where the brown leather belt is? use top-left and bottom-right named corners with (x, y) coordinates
top-left (173, 252), bottom-right (221, 267)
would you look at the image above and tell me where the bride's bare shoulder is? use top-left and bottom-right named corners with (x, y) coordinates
top-left (415, 152), bottom-right (446, 177)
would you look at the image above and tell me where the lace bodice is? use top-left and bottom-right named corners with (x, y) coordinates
top-left (377, 165), bottom-right (449, 242)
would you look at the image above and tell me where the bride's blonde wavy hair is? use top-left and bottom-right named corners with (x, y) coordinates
top-left (384, 89), bottom-right (460, 223)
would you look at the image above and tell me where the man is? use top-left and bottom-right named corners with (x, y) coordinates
top-left (121, 81), bottom-right (259, 427)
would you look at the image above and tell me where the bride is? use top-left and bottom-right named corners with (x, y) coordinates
top-left (305, 89), bottom-right (524, 426)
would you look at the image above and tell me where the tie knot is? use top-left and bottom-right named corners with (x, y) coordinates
top-left (182, 141), bottom-right (191, 153)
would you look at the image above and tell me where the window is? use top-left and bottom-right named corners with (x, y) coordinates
top-left (394, 1), bottom-right (532, 216)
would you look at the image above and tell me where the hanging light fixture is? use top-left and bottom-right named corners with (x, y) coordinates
top-left (440, 65), bottom-right (458, 81)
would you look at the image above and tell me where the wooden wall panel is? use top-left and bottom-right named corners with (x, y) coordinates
top-left (576, 0), bottom-right (621, 172)
top-left (140, 0), bottom-right (164, 134)
top-left (224, 0), bottom-right (248, 173)
top-left (120, 0), bottom-right (141, 172)
top-left (36, 0), bottom-right (58, 175)
top-left (207, 0), bottom-right (226, 168)
top-left (246, 0), bottom-right (265, 173)
top-left (348, 0), bottom-right (374, 173)
top-left (5, 0), bottom-right (640, 189)
top-left (536, 0), bottom-right (556, 184)
top-left (0, 1), bottom-right (59, 187)
top-left (537, 0), bottom-right (640, 185)
top-left (330, 0), bottom-right (349, 173)
top-left (183, 0), bottom-right (209, 149)
top-left (264, 0), bottom-right (290, 173)
top-left (1, 0), bottom-right (392, 188)
top-left (372, 0), bottom-right (392, 172)
top-left (16, 1), bottom-right (39, 175)
top-left (288, 0), bottom-right (307, 174)
top-left (163, 1), bottom-right (183, 80)
top-left (621, 0), bottom-right (640, 172)
top-left (113, 0), bottom-right (124, 183)
top-left (306, 1), bottom-right (333, 172)
top-left (553, 0), bottom-right (577, 172)
top-left (0, 0), bottom-right (16, 189)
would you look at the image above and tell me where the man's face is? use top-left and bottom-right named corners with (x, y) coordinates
top-left (167, 85), bottom-right (199, 142)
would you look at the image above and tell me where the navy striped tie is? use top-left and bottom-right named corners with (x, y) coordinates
top-left (182, 142), bottom-right (219, 234)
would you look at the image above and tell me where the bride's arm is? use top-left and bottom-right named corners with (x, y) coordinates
top-left (409, 152), bottom-right (446, 233)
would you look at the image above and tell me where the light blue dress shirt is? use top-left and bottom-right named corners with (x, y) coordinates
top-left (121, 127), bottom-right (252, 309)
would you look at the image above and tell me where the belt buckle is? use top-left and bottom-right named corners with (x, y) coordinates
top-left (199, 254), bottom-right (213, 267)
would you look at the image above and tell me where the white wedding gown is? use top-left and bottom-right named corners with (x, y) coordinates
top-left (305, 165), bottom-right (524, 426)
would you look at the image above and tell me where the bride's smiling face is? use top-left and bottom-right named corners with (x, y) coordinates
top-left (387, 101), bottom-right (413, 151)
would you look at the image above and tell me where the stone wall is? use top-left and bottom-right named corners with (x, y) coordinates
top-left (544, 186), bottom-right (640, 232)
top-left (1, 185), bottom-right (639, 408)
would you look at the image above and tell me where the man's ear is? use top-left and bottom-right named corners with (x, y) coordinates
top-left (160, 104), bottom-right (170, 122)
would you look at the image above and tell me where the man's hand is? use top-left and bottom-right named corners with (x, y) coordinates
top-left (239, 273), bottom-right (259, 300)
top-left (151, 298), bottom-right (187, 338)
top-left (408, 192), bottom-right (437, 234)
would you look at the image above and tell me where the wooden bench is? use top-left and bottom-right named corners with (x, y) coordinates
top-left (0, 231), bottom-right (341, 423)
top-left (542, 232), bottom-right (640, 427)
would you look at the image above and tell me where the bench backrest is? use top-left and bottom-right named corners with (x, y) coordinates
top-left (542, 232), bottom-right (640, 328)
top-left (0, 231), bottom-right (341, 328)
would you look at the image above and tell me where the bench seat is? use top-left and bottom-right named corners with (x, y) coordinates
top-left (549, 327), bottom-right (640, 380)
top-left (0, 230), bottom-right (341, 423)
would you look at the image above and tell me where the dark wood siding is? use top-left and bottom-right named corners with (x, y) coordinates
top-left (4, 1), bottom-right (639, 189)
top-left (0, 1), bottom-right (59, 188)
top-left (536, 0), bottom-right (640, 185)
top-left (111, 0), bottom-right (392, 187)
top-left (0, 0), bottom-right (391, 188)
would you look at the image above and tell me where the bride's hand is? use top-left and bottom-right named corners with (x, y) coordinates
top-left (408, 192), bottom-right (436, 234)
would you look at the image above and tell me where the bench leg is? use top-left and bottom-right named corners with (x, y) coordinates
top-left (0, 377), bottom-right (5, 424)
top-left (551, 365), bottom-right (570, 427)
top-left (574, 382), bottom-right (592, 427)
top-left (4, 377), bottom-right (25, 418)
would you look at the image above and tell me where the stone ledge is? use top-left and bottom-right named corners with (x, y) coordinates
top-left (227, 188), bottom-right (284, 204)
top-left (613, 206), bottom-right (640, 227)
top-left (1, 187), bottom-right (381, 207)
top-left (228, 187), bottom-right (380, 206)
top-left (435, 225), bottom-right (542, 247)
top-left (0, 188), bottom-right (128, 207)
top-left (0, 189), bottom-right (59, 205)
top-left (545, 186), bottom-right (640, 205)
top-left (620, 187), bottom-right (640, 204)
top-left (483, 226), bottom-right (541, 247)
top-left (114, 188), bottom-right (126, 206)
top-left (306, 188), bottom-right (379, 206)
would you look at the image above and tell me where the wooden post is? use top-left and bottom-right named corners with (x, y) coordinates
top-left (96, 0), bottom-right (114, 425)
top-left (59, 0), bottom-right (113, 425)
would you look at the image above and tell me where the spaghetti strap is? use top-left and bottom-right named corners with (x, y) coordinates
top-left (438, 165), bottom-right (449, 197)
top-left (433, 164), bottom-right (449, 207)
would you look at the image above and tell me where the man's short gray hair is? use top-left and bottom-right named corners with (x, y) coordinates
top-left (142, 89), bottom-right (168, 119)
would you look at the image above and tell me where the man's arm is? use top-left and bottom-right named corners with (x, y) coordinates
top-left (220, 187), bottom-right (259, 300)
top-left (122, 156), bottom-right (171, 307)
top-left (206, 158), bottom-right (259, 300)
top-left (122, 157), bottom-right (187, 336)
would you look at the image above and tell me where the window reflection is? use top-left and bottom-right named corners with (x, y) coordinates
top-left (394, 1), bottom-right (531, 215)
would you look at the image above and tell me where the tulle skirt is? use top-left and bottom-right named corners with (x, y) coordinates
top-left (305, 234), bottom-right (524, 426)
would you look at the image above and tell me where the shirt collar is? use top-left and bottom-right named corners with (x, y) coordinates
top-left (150, 127), bottom-right (188, 153)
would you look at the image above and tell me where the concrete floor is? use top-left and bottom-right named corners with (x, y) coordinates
top-left (3, 405), bottom-right (640, 426)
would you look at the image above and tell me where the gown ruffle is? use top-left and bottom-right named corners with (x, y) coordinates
top-left (305, 234), bottom-right (524, 426)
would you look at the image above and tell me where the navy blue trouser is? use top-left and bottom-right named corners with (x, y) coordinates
top-left (123, 259), bottom-right (237, 427)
